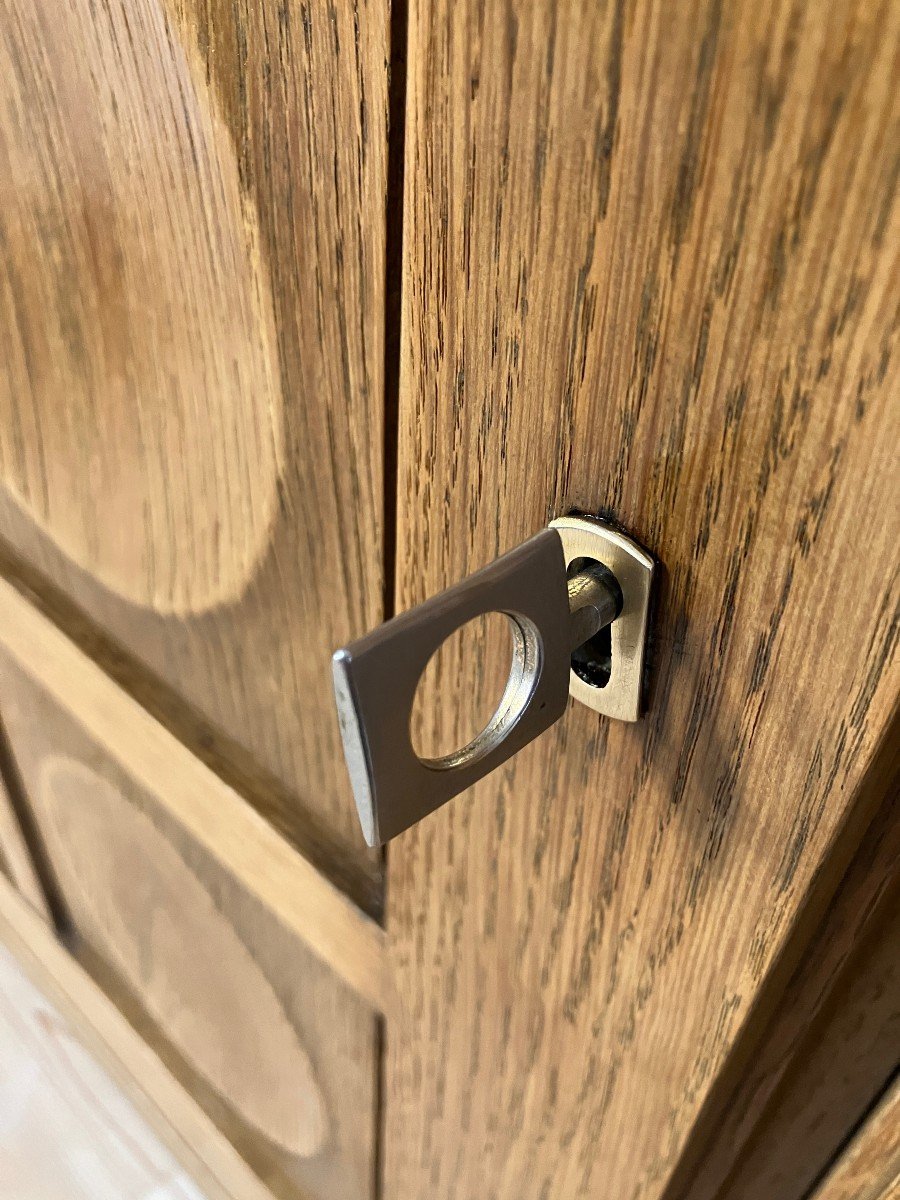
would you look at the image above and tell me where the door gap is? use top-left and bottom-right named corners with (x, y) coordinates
top-left (380, 0), bottom-right (409, 629)
top-left (377, 0), bottom-right (409, 1193)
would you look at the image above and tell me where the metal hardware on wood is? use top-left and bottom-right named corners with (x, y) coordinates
top-left (333, 515), bottom-right (655, 845)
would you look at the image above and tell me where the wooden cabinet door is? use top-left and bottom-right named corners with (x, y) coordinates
top-left (386, 1), bottom-right (899, 1197)
top-left (0, 0), bottom-right (389, 912)
top-left (0, 576), bottom-right (386, 1200)
top-left (0, 2), bottom-right (391, 1196)
top-left (0, 0), bottom-right (897, 1197)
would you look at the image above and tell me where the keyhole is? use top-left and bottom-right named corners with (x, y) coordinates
top-left (568, 557), bottom-right (622, 689)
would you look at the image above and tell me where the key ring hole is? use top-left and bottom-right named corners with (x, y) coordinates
top-left (410, 611), bottom-right (543, 770)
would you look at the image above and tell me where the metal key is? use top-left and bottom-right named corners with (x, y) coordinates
top-left (333, 515), bottom-right (655, 845)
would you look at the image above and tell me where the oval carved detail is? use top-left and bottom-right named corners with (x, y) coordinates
top-left (0, 0), bottom-right (284, 614)
top-left (36, 755), bottom-right (329, 1158)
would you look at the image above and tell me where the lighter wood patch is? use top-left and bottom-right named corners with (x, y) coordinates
top-left (36, 755), bottom-right (328, 1158)
top-left (0, 0), bottom-right (284, 614)
top-left (0, 941), bottom-right (209, 1200)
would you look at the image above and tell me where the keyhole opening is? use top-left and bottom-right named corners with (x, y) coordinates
top-left (568, 557), bottom-right (622, 689)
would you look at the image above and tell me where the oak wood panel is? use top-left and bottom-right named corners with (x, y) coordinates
top-left (719, 894), bottom-right (899, 1200)
top-left (0, 575), bottom-right (387, 1013)
top-left (0, 939), bottom-right (208, 1200)
top-left (677, 784), bottom-right (900, 1200)
top-left (809, 1075), bottom-right (900, 1200)
top-left (0, 0), bottom-right (388, 910)
top-left (0, 641), bottom-right (380, 1198)
top-left (0, 871), bottom-right (272, 1200)
top-left (387, 0), bottom-right (900, 1197)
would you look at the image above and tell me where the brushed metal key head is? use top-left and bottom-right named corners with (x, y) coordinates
top-left (332, 530), bottom-right (572, 845)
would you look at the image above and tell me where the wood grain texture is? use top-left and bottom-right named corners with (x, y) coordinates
top-left (40, 755), bottom-right (331, 1161)
top-left (718, 894), bottom-right (899, 1200)
top-left (0, 575), bottom-right (387, 1014)
top-left (0, 648), bottom-right (378, 1200)
top-left (387, 0), bottom-right (900, 1197)
top-left (809, 1075), bottom-right (900, 1200)
top-left (0, 939), bottom-right (208, 1200)
top-left (675, 784), bottom-right (900, 1200)
top-left (0, 0), bottom-right (389, 910)
top-left (0, 871), bottom-right (274, 1200)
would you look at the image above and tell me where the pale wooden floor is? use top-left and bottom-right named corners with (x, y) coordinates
top-left (0, 941), bottom-right (207, 1200)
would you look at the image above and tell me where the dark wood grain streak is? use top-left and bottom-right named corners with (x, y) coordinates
top-left (0, 0), bottom-right (390, 911)
top-left (387, 0), bottom-right (900, 1196)
top-left (0, 713), bottom-right (52, 920)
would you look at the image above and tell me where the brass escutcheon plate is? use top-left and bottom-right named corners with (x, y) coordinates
top-left (550, 515), bottom-right (654, 721)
